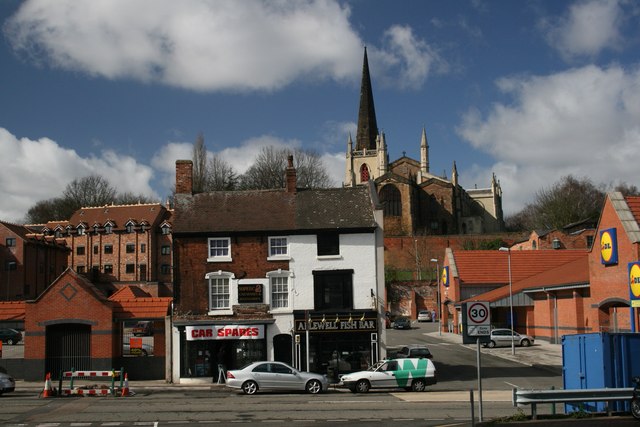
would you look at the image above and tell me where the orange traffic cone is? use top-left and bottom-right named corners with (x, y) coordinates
top-left (41, 373), bottom-right (53, 398)
top-left (121, 373), bottom-right (129, 397)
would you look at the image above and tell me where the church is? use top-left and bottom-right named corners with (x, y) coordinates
top-left (345, 48), bottom-right (504, 236)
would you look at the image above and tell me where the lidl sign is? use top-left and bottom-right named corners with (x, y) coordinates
top-left (629, 262), bottom-right (640, 308)
top-left (600, 228), bottom-right (618, 265)
top-left (441, 266), bottom-right (449, 287)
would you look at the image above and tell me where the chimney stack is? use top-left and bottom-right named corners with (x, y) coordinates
top-left (286, 155), bottom-right (297, 193)
top-left (176, 160), bottom-right (193, 194)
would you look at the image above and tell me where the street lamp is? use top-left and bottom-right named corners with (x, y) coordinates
top-left (498, 247), bottom-right (515, 355)
top-left (430, 258), bottom-right (442, 336)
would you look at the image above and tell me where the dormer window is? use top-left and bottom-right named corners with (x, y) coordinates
top-left (54, 230), bottom-right (62, 238)
top-left (77, 225), bottom-right (85, 236)
top-left (126, 223), bottom-right (134, 233)
top-left (105, 224), bottom-right (113, 234)
top-left (93, 225), bottom-right (99, 234)
top-left (161, 224), bottom-right (171, 235)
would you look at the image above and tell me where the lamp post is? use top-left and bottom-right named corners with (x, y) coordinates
top-left (498, 247), bottom-right (515, 355)
top-left (430, 258), bottom-right (442, 336)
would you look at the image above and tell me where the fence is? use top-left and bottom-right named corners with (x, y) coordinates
top-left (57, 368), bottom-right (126, 397)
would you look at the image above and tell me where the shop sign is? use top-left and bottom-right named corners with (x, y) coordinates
top-left (237, 284), bottom-right (263, 304)
top-left (295, 318), bottom-right (377, 333)
top-left (629, 262), bottom-right (640, 308)
top-left (186, 324), bottom-right (265, 341)
top-left (600, 228), bottom-right (618, 265)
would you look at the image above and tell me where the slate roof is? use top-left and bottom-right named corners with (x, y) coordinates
top-left (451, 249), bottom-right (588, 286)
top-left (173, 186), bottom-right (377, 234)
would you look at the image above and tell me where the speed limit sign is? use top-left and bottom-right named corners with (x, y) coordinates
top-left (464, 301), bottom-right (490, 337)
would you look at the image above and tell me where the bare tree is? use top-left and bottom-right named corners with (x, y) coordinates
top-left (239, 146), bottom-right (333, 190)
top-left (62, 175), bottom-right (117, 208)
top-left (116, 192), bottom-right (159, 205)
top-left (206, 154), bottom-right (238, 190)
top-left (192, 132), bottom-right (207, 193)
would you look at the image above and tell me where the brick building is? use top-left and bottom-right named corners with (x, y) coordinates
top-left (440, 192), bottom-right (640, 344)
top-left (171, 157), bottom-right (385, 384)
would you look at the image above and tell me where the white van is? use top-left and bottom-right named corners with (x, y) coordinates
top-left (339, 358), bottom-right (436, 393)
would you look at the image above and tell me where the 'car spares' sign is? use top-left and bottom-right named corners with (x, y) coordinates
top-left (186, 325), bottom-right (265, 341)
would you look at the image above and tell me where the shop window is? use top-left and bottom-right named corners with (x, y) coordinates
top-left (313, 270), bottom-right (353, 311)
top-left (268, 237), bottom-right (288, 258)
top-left (76, 246), bottom-right (85, 256)
top-left (268, 273), bottom-right (289, 309)
top-left (317, 232), bottom-right (339, 256)
top-left (208, 237), bottom-right (231, 262)
top-left (161, 245), bottom-right (171, 255)
top-left (126, 243), bottom-right (135, 253)
top-left (207, 272), bottom-right (231, 310)
top-left (5, 237), bottom-right (16, 247)
top-left (104, 244), bottom-right (113, 254)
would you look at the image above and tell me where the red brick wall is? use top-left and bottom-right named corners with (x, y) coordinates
top-left (174, 234), bottom-right (288, 314)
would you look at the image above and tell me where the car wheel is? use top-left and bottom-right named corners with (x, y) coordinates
top-left (488, 340), bottom-right (496, 348)
top-left (355, 379), bottom-right (370, 393)
top-left (242, 380), bottom-right (258, 395)
top-left (141, 349), bottom-right (148, 356)
top-left (411, 379), bottom-right (426, 392)
top-left (306, 379), bottom-right (322, 394)
top-left (6, 339), bottom-right (14, 345)
top-left (521, 339), bottom-right (531, 347)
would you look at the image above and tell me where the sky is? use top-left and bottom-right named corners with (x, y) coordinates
top-left (1, 0), bottom-right (640, 223)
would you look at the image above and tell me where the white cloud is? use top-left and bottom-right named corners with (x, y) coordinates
top-left (542, 0), bottom-right (624, 59)
top-left (0, 128), bottom-right (159, 223)
top-left (4, 0), bottom-right (364, 92)
top-left (457, 64), bottom-right (640, 215)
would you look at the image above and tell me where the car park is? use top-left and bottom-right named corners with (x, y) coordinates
top-left (417, 310), bottom-right (432, 322)
top-left (339, 358), bottom-right (436, 393)
top-left (226, 361), bottom-right (329, 395)
top-left (393, 316), bottom-right (411, 329)
top-left (484, 328), bottom-right (534, 348)
top-left (0, 367), bottom-right (15, 396)
top-left (395, 344), bottom-right (433, 359)
top-left (131, 321), bottom-right (153, 336)
top-left (0, 328), bottom-right (22, 345)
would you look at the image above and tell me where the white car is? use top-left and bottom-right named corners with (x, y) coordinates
top-left (484, 328), bottom-right (534, 348)
top-left (339, 358), bottom-right (436, 393)
top-left (0, 369), bottom-right (15, 396)
top-left (226, 361), bottom-right (329, 395)
top-left (417, 310), bottom-right (432, 322)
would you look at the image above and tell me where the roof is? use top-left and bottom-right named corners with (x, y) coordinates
top-left (0, 301), bottom-right (26, 321)
top-left (109, 287), bottom-right (172, 319)
top-left (610, 193), bottom-right (640, 244)
top-left (451, 249), bottom-right (588, 285)
top-left (173, 186), bottom-right (378, 234)
top-left (64, 203), bottom-right (169, 230)
top-left (465, 255), bottom-right (589, 303)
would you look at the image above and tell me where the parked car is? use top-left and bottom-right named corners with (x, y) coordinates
top-left (0, 367), bottom-right (15, 396)
top-left (484, 328), bottom-right (534, 348)
top-left (131, 321), bottom-right (153, 337)
top-left (123, 342), bottom-right (154, 356)
top-left (417, 310), bottom-right (432, 322)
top-left (393, 316), bottom-right (411, 330)
top-left (0, 328), bottom-right (22, 345)
top-left (226, 361), bottom-right (328, 395)
top-left (339, 358), bottom-right (436, 393)
top-left (395, 344), bottom-right (433, 360)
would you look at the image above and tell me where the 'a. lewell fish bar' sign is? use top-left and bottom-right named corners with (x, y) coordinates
top-left (294, 312), bottom-right (378, 333)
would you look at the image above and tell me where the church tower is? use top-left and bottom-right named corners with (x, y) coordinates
top-left (345, 47), bottom-right (388, 187)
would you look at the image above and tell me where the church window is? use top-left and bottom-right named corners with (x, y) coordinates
top-left (360, 164), bottom-right (370, 182)
top-left (379, 184), bottom-right (401, 217)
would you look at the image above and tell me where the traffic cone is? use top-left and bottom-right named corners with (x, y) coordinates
top-left (121, 373), bottom-right (129, 397)
top-left (41, 373), bottom-right (53, 398)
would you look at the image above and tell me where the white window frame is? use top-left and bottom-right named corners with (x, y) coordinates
top-left (267, 270), bottom-right (292, 312)
top-left (267, 236), bottom-right (290, 260)
top-left (207, 237), bottom-right (232, 262)
top-left (206, 271), bottom-right (235, 315)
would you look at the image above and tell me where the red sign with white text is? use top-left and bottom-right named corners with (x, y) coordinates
top-left (186, 325), bottom-right (264, 341)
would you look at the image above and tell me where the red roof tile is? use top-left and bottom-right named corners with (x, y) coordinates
top-left (0, 301), bottom-right (26, 321)
top-left (626, 196), bottom-right (640, 225)
top-left (111, 298), bottom-right (172, 319)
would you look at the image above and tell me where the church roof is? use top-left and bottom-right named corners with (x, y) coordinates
top-left (355, 47), bottom-right (378, 151)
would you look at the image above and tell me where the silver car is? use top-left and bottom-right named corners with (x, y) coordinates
top-left (0, 369), bottom-right (15, 396)
top-left (226, 361), bottom-right (328, 395)
top-left (485, 328), bottom-right (534, 348)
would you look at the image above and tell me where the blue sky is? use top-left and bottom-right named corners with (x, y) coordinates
top-left (1, 0), bottom-right (640, 223)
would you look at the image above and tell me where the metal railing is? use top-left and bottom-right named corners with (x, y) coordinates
top-left (513, 387), bottom-right (634, 419)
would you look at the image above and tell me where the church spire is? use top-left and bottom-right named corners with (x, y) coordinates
top-left (420, 127), bottom-right (429, 175)
top-left (355, 47), bottom-right (379, 151)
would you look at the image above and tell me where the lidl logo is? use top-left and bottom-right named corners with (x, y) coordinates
top-left (441, 266), bottom-right (449, 287)
top-left (629, 262), bottom-right (640, 300)
top-left (600, 228), bottom-right (618, 265)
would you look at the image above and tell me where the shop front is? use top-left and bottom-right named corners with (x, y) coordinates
top-left (292, 310), bottom-right (380, 383)
top-left (173, 322), bottom-right (272, 383)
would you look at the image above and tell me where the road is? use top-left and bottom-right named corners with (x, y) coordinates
top-left (0, 320), bottom-right (636, 426)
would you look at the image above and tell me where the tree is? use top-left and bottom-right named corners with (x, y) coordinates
top-left (25, 197), bottom-right (76, 224)
top-left (116, 192), bottom-right (159, 205)
top-left (63, 175), bottom-right (117, 208)
top-left (206, 154), bottom-right (238, 190)
top-left (192, 132), bottom-right (207, 193)
top-left (239, 146), bottom-right (333, 190)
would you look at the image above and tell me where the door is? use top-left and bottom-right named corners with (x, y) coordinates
top-left (45, 323), bottom-right (91, 379)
